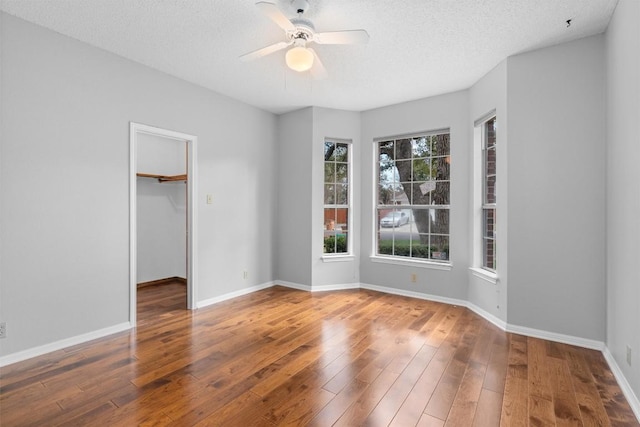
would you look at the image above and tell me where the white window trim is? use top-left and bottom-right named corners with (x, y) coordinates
top-left (370, 255), bottom-right (452, 270)
top-left (473, 111), bottom-right (497, 272)
top-left (469, 267), bottom-right (498, 284)
top-left (322, 255), bottom-right (356, 263)
top-left (323, 138), bottom-right (353, 256)
top-left (372, 130), bottom-right (452, 266)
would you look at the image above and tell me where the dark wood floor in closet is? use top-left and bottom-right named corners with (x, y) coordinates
top-left (1, 282), bottom-right (638, 426)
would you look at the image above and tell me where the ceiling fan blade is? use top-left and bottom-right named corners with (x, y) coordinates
top-left (255, 2), bottom-right (296, 32)
top-left (314, 29), bottom-right (370, 45)
top-left (240, 41), bottom-right (291, 62)
top-left (308, 48), bottom-right (328, 80)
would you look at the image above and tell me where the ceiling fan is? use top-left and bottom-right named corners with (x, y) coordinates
top-left (240, 0), bottom-right (369, 79)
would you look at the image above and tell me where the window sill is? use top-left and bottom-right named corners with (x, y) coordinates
top-left (469, 267), bottom-right (498, 284)
top-left (370, 255), bottom-right (452, 271)
top-left (322, 255), bottom-right (355, 263)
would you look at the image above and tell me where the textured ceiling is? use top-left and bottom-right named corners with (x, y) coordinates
top-left (0, 0), bottom-right (618, 114)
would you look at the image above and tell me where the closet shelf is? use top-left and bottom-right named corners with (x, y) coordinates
top-left (137, 173), bottom-right (187, 183)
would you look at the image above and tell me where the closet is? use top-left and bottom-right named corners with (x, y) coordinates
top-left (136, 133), bottom-right (187, 291)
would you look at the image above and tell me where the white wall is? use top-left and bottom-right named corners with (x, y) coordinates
top-left (606, 0), bottom-right (640, 404)
top-left (136, 133), bottom-right (187, 283)
top-left (506, 35), bottom-right (606, 341)
top-left (468, 61), bottom-right (508, 322)
top-left (359, 91), bottom-right (471, 300)
top-left (0, 13), bottom-right (277, 357)
top-left (276, 108), bottom-right (313, 286)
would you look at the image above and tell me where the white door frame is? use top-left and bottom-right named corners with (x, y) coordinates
top-left (129, 122), bottom-right (198, 325)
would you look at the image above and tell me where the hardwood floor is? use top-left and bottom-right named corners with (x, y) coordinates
top-left (1, 283), bottom-right (638, 426)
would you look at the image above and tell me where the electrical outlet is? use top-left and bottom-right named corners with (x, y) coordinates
top-left (410, 273), bottom-right (417, 283)
top-left (0, 322), bottom-right (6, 339)
top-left (243, 271), bottom-right (248, 280)
top-left (626, 345), bottom-right (632, 366)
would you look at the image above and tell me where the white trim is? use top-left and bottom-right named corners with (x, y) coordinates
top-left (359, 283), bottom-right (466, 307)
top-left (129, 122), bottom-right (199, 326)
top-left (0, 322), bottom-right (132, 367)
top-left (276, 280), bottom-right (312, 291)
top-left (466, 302), bottom-right (507, 330)
top-left (373, 127), bottom-right (451, 142)
top-left (321, 255), bottom-right (356, 263)
top-left (370, 255), bottom-right (452, 271)
top-left (474, 109), bottom-right (497, 128)
top-left (197, 281), bottom-right (275, 309)
top-left (310, 283), bottom-right (361, 292)
top-left (603, 347), bottom-right (640, 422)
top-left (469, 267), bottom-right (498, 284)
top-left (506, 323), bottom-right (604, 351)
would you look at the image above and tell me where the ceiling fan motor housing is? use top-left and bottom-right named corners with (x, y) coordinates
top-left (288, 17), bottom-right (315, 41)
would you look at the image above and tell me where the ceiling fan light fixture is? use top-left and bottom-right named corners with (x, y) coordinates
top-left (285, 46), bottom-right (314, 72)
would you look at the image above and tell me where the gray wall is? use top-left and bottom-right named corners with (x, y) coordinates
top-left (0, 13), bottom-right (277, 356)
top-left (276, 108), bottom-right (313, 286)
top-left (606, 0), bottom-right (640, 402)
top-left (311, 107), bottom-right (361, 288)
top-left (506, 35), bottom-right (606, 341)
top-left (468, 61), bottom-right (508, 321)
top-left (359, 91), bottom-right (471, 300)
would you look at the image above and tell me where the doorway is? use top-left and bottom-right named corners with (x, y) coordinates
top-left (129, 122), bottom-right (198, 326)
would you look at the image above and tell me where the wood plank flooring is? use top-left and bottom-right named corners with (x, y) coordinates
top-left (1, 283), bottom-right (638, 426)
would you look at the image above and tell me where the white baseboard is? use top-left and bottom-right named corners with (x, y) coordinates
top-left (276, 280), bottom-right (311, 292)
top-left (602, 347), bottom-right (640, 422)
top-left (275, 280), bottom-right (359, 292)
top-left (505, 323), bottom-right (604, 351)
top-left (466, 302), bottom-right (508, 331)
top-left (197, 281), bottom-right (275, 309)
top-left (359, 282), bottom-right (467, 307)
top-left (0, 322), bottom-right (132, 367)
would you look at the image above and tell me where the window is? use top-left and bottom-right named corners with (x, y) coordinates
top-left (481, 117), bottom-right (497, 270)
top-left (375, 131), bottom-right (450, 263)
top-left (324, 140), bottom-right (350, 255)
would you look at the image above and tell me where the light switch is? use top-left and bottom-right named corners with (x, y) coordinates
top-left (206, 194), bottom-right (213, 204)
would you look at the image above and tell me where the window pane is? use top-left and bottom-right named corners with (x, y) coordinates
top-left (336, 184), bottom-right (348, 205)
top-left (432, 181), bottom-right (450, 205)
top-left (411, 235), bottom-right (430, 259)
top-left (483, 237), bottom-right (496, 269)
top-left (395, 139), bottom-right (413, 160)
top-left (411, 182), bottom-right (431, 205)
top-left (412, 158), bottom-right (431, 181)
top-left (412, 137), bottom-right (431, 157)
top-left (324, 141), bottom-right (335, 160)
top-left (431, 235), bottom-right (449, 260)
top-left (375, 133), bottom-right (450, 263)
top-left (483, 208), bottom-right (496, 239)
top-left (324, 163), bottom-right (335, 183)
top-left (434, 156), bottom-right (451, 180)
top-left (336, 163), bottom-right (348, 182)
top-left (432, 134), bottom-right (450, 156)
top-left (324, 184), bottom-right (335, 204)
top-left (432, 209), bottom-right (450, 235)
top-left (485, 174), bottom-right (496, 204)
top-left (334, 143), bottom-right (348, 162)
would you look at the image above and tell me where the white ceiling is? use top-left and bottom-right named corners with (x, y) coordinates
top-left (0, 0), bottom-right (618, 114)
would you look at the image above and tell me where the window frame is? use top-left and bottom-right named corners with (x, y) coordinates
top-left (371, 129), bottom-right (452, 268)
top-left (323, 138), bottom-right (352, 258)
top-left (476, 113), bottom-right (497, 274)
